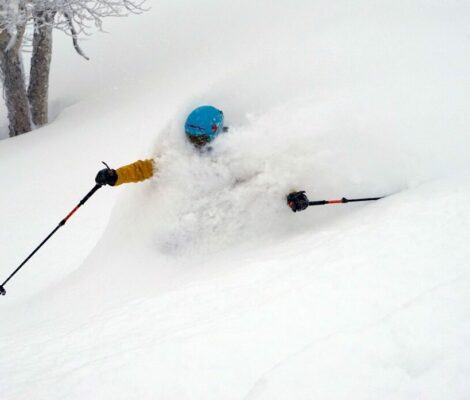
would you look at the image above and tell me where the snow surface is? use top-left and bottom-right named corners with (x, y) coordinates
top-left (1, 0), bottom-right (470, 399)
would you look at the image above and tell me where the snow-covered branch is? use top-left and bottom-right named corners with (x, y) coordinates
top-left (2, 0), bottom-right (147, 38)
top-left (0, 0), bottom-right (30, 49)
top-left (31, 0), bottom-right (147, 36)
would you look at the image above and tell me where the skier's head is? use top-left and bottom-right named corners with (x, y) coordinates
top-left (185, 105), bottom-right (224, 147)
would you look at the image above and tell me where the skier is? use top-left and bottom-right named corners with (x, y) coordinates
top-left (95, 105), bottom-right (225, 186)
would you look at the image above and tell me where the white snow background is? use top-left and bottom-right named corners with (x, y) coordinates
top-left (1, 0), bottom-right (470, 399)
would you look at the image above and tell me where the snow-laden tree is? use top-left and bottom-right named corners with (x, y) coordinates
top-left (0, 0), bottom-right (146, 137)
top-left (0, 0), bottom-right (31, 135)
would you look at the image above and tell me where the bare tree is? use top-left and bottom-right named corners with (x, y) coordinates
top-left (0, 0), bottom-right (146, 137)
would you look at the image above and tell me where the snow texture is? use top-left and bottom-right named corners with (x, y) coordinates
top-left (0, 0), bottom-right (470, 399)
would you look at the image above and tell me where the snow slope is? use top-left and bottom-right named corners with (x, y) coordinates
top-left (1, 1), bottom-right (470, 399)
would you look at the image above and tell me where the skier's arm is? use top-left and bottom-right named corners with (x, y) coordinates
top-left (115, 159), bottom-right (155, 186)
top-left (95, 159), bottom-right (156, 186)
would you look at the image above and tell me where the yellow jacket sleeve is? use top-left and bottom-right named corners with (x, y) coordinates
top-left (114, 159), bottom-right (156, 186)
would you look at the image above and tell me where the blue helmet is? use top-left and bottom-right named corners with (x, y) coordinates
top-left (185, 105), bottom-right (224, 146)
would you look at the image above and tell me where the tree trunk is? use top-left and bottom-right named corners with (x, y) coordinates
top-left (28, 11), bottom-right (54, 128)
top-left (0, 25), bottom-right (32, 137)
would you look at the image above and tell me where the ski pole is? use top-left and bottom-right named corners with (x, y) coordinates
top-left (0, 184), bottom-right (102, 296)
top-left (287, 191), bottom-right (384, 212)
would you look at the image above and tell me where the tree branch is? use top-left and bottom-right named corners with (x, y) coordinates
top-left (64, 12), bottom-right (89, 60)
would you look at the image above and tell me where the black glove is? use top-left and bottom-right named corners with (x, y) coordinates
top-left (95, 168), bottom-right (118, 186)
top-left (287, 191), bottom-right (310, 212)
